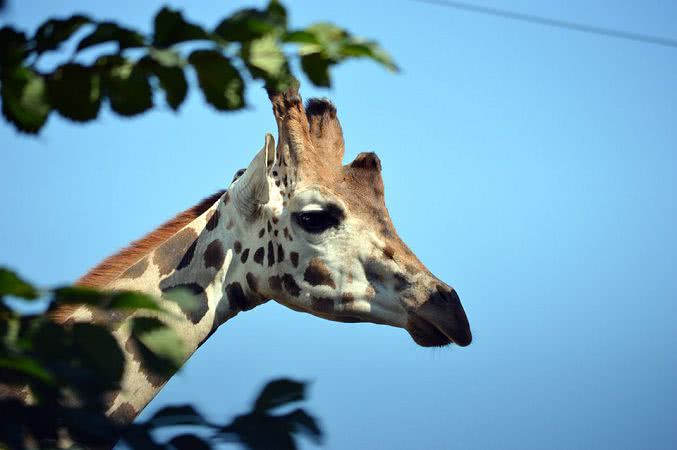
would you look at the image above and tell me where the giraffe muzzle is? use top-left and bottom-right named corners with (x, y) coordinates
top-left (406, 286), bottom-right (472, 347)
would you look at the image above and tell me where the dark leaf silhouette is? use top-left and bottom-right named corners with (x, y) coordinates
top-left (153, 7), bottom-right (210, 48)
top-left (100, 57), bottom-right (153, 116)
top-left (300, 53), bottom-right (331, 88)
top-left (254, 378), bottom-right (306, 412)
top-left (189, 50), bottom-right (244, 111)
top-left (139, 52), bottom-right (187, 110)
top-left (33, 15), bottom-right (90, 54)
top-left (76, 22), bottom-right (144, 51)
top-left (0, 2), bottom-right (396, 133)
top-left (169, 434), bottom-right (211, 450)
top-left (151, 405), bottom-right (206, 426)
top-left (72, 322), bottom-right (125, 387)
top-left (0, 27), bottom-right (28, 72)
top-left (47, 63), bottom-right (101, 122)
top-left (0, 67), bottom-right (49, 133)
top-left (0, 268), bottom-right (325, 449)
top-left (213, 1), bottom-right (286, 43)
top-left (284, 409), bottom-right (323, 444)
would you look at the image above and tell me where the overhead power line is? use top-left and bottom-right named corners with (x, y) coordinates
top-left (414, 0), bottom-right (677, 49)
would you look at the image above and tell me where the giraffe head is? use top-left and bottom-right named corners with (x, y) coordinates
top-left (229, 86), bottom-right (471, 347)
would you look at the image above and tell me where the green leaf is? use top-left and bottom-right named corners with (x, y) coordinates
top-left (283, 30), bottom-right (319, 45)
top-left (168, 434), bottom-right (210, 450)
top-left (53, 286), bottom-right (107, 306)
top-left (76, 22), bottom-right (144, 52)
top-left (299, 22), bottom-right (348, 59)
top-left (131, 317), bottom-right (185, 376)
top-left (0, 27), bottom-right (29, 74)
top-left (153, 65), bottom-right (187, 110)
top-left (161, 287), bottom-right (199, 313)
top-left (138, 51), bottom-right (187, 111)
top-left (150, 405), bottom-right (206, 426)
top-left (99, 56), bottom-right (153, 116)
top-left (34, 15), bottom-right (91, 54)
top-left (213, 8), bottom-right (278, 43)
top-left (300, 53), bottom-right (332, 88)
top-left (189, 50), bottom-right (244, 111)
top-left (153, 7), bottom-right (210, 47)
top-left (1, 66), bottom-right (50, 133)
top-left (47, 63), bottom-right (101, 122)
top-left (241, 34), bottom-right (287, 81)
top-left (266, 0), bottom-right (288, 29)
top-left (72, 323), bottom-right (124, 386)
top-left (339, 41), bottom-right (399, 72)
top-left (254, 378), bottom-right (307, 412)
top-left (0, 268), bottom-right (38, 299)
top-left (30, 320), bottom-right (70, 360)
top-left (0, 355), bottom-right (54, 384)
top-left (108, 291), bottom-right (162, 312)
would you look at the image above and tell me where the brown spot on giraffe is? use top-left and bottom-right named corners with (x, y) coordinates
top-left (204, 239), bottom-right (225, 270)
top-left (304, 258), bottom-right (336, 289)
top-left (277, 244), bottom-right (284, 263)
top-left (282, 273), bottom-right (301, 297)
top-left (124, 338), bottom-right (166, 388)
top-left (206, 209), bottom-right (220, 231)
top-left (240, 248), bottom-right (250, 264)
top-left (160, 282), bottom-right (209, 324)
top-left (267, 241), bottom-right (275, 267)
top-left (383, 245), bottom-right (396, 260)
top-left (340, 292), bottom-right (355, 304)
top-left (246, 273), bottom-right (259, 293)
top-left (258, 228), bottom-right (265, 238)
top-left (269, 275), bottom-right (282, 292)
top-left (312, 297), bottom-right (334, 313)
top-left (153, 228), bottom-right (198, 276)
top-left (272, 216), bottom-right (279, 224)
top-left (226, 219), bottom-right (234, 230)
top-left (290, 251), bottom-right (299, 268)
top-left (234, 240), bottom-right (242, 254)
top-left (267, 221), bottom-right (272, 233)
top-left (226, 282), bottom-right (256, 312)
top-left (176, 239), bottom-right (198, 271)
top-left (120, 256), bottom-right (149, 279)
top-left (102, 391), bottom-right (119, 411)
top-left (253, 247), bottom-right (264, 265)
top-left (110, 402), bottom-right (137, 424)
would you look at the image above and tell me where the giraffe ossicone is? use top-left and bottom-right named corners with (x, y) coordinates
top-left (62, 83), bottom-right (472, 425)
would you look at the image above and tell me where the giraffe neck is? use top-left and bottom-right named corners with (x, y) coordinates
top-left (70, 190), bottom-right (266, 424)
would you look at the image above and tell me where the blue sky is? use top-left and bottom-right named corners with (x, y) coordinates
top-left (2, 1), bottom-right (677, 449)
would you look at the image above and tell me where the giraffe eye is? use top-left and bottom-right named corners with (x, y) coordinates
top-left (294, 207), bottom-right (343, 234)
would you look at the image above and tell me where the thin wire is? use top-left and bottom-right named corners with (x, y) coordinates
top-left (414, 0), bottom-right (677, 49)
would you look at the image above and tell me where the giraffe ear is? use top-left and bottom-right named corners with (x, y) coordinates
top-left (231, 133), bottom-right (276, 218)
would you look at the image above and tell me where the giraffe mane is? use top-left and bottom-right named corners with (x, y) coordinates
top-left (77, 190), bottom-right (225, 289)
top-left (50, 190), bottom-right (225, 324)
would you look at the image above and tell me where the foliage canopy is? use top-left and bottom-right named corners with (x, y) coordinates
top-left (0, 0), bottom-right (397, 134)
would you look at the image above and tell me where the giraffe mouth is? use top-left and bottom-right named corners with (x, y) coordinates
top-left (405, 287), bottom-right (472, 348)
top-left (406, 313), bottom-right (454, 347)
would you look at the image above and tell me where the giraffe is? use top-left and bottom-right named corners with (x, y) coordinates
top-left (54, 84), bottom-right (472, 426)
